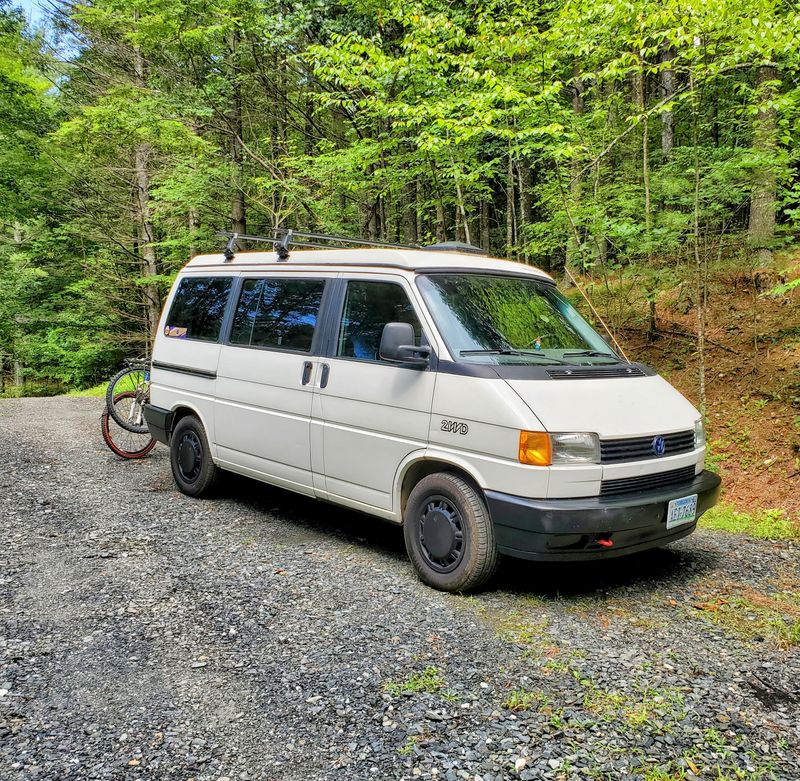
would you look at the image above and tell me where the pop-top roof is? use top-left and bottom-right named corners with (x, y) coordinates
top-left (184, 247), bottom-right (554, 282)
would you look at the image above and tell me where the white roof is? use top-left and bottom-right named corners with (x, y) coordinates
top-left (184, 248), bottom-right (554, 282)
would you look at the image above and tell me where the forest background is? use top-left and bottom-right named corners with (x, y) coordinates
top-left (1, 0), bottom-right (799, 527)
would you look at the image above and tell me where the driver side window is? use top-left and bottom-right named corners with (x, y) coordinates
top-left (337, 280), bottom-right (422, 362)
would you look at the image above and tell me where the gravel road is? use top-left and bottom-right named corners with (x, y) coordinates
top-left (1, 397), bottom-right (798, 781)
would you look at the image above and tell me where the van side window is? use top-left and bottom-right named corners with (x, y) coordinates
top-left (337, 280), bottom-right (422, 361)
top-left (229, 278), bottom-right (325, 352)
top-left (164, 277), bottom-right (232, 341)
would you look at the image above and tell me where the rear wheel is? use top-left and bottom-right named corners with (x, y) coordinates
top-left (170, 414), bottom-right (217, 497)
top-left (101, 393), bottom-right (156, 459)
top-left (403, 472), bottom-right (499, 593)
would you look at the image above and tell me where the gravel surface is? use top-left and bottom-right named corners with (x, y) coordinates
top-left (1, 397), bottom-right (798, 781)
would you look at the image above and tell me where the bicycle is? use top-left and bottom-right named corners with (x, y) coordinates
top-left (101, 391), bottom-right (157, 459)
top-left (105, 358), bottom-right (151, 434)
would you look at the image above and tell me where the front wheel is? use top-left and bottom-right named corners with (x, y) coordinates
top-left (106, 366), bottom-right (149, 433)
top-left (403, 472), bottom-right (499, 593)
top-left (170, 415), bottom-right (218, 497)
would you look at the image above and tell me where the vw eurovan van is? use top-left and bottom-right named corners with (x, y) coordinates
top-left (144, 241), bottom-right (721, 592)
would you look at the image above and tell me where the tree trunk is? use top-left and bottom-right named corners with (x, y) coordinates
top-left (691, 73), bottom-right (706, 414)
top-left (229, 27), bottom-right (247, 236)
top-left (747, 64), bottom-right (778, 267)
top-left (132, 42), bottom-right (161, 343)
top-left (480, 198), bottom-right (491, 253)
top-left (636, 62), bottom-right (657, 341)
top-left (660, 50), bottom-right (675, 158)
top-left (403, 178), bottom-right (418, 244)
top-left (506, 152), bottom-right (515, 259)
top-left (452, 164), bottom-right (471, 245)
top-left (566, 63), bottom-right (583, 270)
top-left (516, 160), bottom-right (532, 262)
top-left (435, 201), bottom-right (446, 242)
top-left (188, 207), bottom-right (198, 258)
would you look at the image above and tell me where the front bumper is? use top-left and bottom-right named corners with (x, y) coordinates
top-left (486, 470), bottom-right (721, 561)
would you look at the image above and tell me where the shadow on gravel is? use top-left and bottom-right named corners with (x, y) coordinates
top-left (495, 543), bottom-right (719, 598)
top-left (213, 473), bottom-right (720, 598)
top-left (215, 472), bottom-right (408, 559)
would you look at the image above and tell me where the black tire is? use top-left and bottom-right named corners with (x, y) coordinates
top-left (106, 366), bottom-right (149, 433)
top-left (403, 472), bottom-right (499, 593)
top-left (101, 393), bottom-right (156, 459)
top-left (170, 414), bottom-right (218, 497)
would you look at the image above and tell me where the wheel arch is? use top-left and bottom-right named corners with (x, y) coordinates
top-left (168, 402), bottom-right (211, 441)
top-left (394, 451), bottom-right (487, 523)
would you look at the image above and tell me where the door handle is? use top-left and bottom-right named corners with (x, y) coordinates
top-left (301, 361), bottom-right (313, 385)
top-left (320, 363), bottom-right (330, 389)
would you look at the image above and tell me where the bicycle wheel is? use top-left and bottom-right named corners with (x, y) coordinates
top-left (101, 392), bottom-right (157, 459)
top-left (106, 365), bottom-right (150, 433)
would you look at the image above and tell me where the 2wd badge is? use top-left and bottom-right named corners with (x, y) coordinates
top-left (441, 419), bottom-right (469, 435)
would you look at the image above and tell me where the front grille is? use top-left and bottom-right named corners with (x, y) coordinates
top-left (600, 465), bottom-right (697, 498)
top-left (600, 429), bottom-right (695, 464)
top-left (546, 365), bottom-right (646, 379)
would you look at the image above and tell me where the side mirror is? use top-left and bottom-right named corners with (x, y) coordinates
top-left (379, 322), bottom-right (430, 366)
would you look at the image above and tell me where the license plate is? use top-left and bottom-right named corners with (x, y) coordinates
top-left (666, 494), bottom-right (698, 529)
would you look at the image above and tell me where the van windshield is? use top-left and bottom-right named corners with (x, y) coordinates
top-left (417, 273), bottom-right (618, 365)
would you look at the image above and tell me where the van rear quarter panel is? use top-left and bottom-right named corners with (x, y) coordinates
top-left (427, 374), bottom-right (550, 499)
top-left (150, 274), bottom-right (225, 446)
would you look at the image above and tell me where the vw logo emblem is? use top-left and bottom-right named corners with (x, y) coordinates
top-left (652, 436), bottom-right (666, 456)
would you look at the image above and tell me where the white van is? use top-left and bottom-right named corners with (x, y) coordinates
top-left (144, 234), bottom-right (720, 592)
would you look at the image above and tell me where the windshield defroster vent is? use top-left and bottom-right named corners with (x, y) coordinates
top-left (546, 365), bottom-right (646, 380)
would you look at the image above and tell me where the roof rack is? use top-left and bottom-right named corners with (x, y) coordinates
top-left (217, 229), bottom-right (420, 262)
top-left (216, 229), bottom-right (484, 261)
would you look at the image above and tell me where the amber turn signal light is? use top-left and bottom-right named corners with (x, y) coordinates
top-left (519, 430), bottom-right (551, 466)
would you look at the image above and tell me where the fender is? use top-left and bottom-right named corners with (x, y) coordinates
top-left (392, 447), bottom-right (490, 522)
top-left (168, 400), bottom-right (218, 460)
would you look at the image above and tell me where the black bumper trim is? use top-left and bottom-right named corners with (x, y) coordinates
top-left (486, 470), bottom-right (721, 561)
top-left (143, 404), bottom-right (173, 445)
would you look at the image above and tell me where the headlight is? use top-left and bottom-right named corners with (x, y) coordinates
top-left (694, 418), bottom-right (706, 448)
top-left (519, 431), bottom-right (599, 466)
top-left (551, 432), bottom-right (600, 464)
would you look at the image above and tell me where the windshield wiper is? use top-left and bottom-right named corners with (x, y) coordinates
top-left (562, 350), bottom-right (620, 360)
top-left (459, 349), bottom-right (570, 364)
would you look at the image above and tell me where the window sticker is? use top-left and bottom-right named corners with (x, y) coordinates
top-left (164, 325), bottom-right (188, 338)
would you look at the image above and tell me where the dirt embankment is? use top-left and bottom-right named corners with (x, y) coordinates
top-left (610, 265), bottom-right (800, 518)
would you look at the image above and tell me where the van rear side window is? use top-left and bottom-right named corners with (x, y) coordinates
top-left (229, 278), bottom-right (325, 352)
top-left (164, 277), bottom-right (232, 341)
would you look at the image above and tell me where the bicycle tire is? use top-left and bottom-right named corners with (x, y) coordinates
top-left (101, 392), bottom-right (157, 459)
top-left (106, 365), bottom-right (150, 433)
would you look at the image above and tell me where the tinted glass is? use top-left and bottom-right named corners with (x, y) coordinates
top-left (337, 281), bottom-right (422, 361)
top-left (417, 274), bottom-right (615, 365)
top-left (164, 277), bottom-right (232, 341)
top-left (230, 278), bottom-right (324, 352)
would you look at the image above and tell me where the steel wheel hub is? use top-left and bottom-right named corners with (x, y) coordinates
top-left (419, 496), bottom-right (464, 573)
top-left (177, 432), bottom-right (202, 481)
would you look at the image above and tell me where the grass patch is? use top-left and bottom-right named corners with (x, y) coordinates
top-left (384, 666), bottom-right (445, 697)
top-left (501, 688), bottom-right (548, 712)
top-left (700, 504), bottom-right (800, 540)
top-left (692, 583), bottom-right (800, 649)
top-left (397, 735), bottom-right (420, 756)
top-left (574, 672), bottom-right (688, 730)
top-left (64, 382), bottom-right (108, 398)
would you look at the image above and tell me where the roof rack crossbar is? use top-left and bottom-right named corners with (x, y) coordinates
top-left (216, 229), bottom-right (419, 258)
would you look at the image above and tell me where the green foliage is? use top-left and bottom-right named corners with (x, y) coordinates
top-left (1, 0), bottom-right (800, 395)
